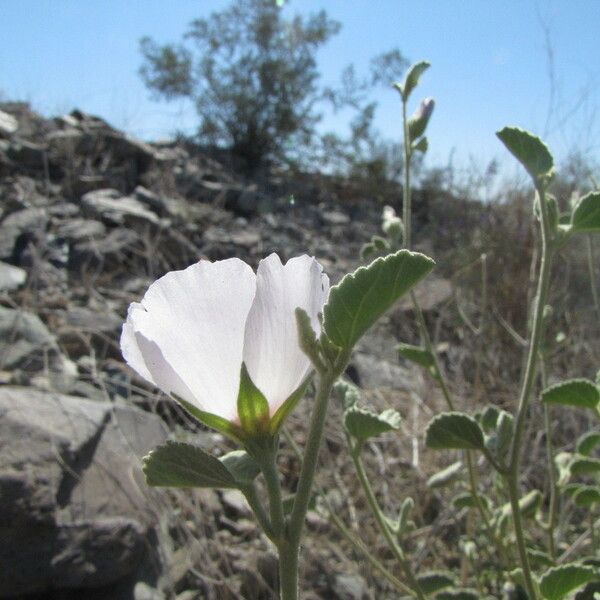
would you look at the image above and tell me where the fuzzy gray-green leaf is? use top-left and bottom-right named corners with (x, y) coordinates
top-left (344, 407), bottom-right (401, 443)
top-left (539, 563), bottom-right (599, 600)
top-left (323, 250), bottom-right (434, 350)
top-left (143, 441), bottom-right (236, 489)
top-left (496, 126), bottom-right (554, 184)
top-left (425, 412), bottom-right (485, 451)
top-left (571, 191), bottom-right (600, 233)
top-left (542, 379), bottom-right (600, 411)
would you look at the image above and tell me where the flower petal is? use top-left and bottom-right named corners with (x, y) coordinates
top-left (121, 258), bottom-right (256, 421)
top-left (243, 254), bottom-right (329, 415)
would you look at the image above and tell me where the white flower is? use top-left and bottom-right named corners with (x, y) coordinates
top-left (120, 254), bottom-right (329, 425)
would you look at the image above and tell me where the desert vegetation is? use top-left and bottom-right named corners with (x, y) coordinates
top-left (1, 1), bottom-right (599, 599)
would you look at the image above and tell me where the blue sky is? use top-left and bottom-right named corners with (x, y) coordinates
top-left (1, 1), bottom-right (599, 172)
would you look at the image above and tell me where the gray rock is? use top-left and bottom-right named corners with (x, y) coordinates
top-left (0, 261), bottom-right (26, 291)
top-left (0, 387), bottom-right (168, 597)
top-left (134, 582), bottom-right (166, 600)
top-left (0, 109), bottom-right (18, 136)
top-left (56, 218), bottom-right (106, 242)
top-left (0, 306), bottom-right (58, 370)
top-left (322, 210), bottom-right (350, 226)
top-left (7, 139), bottom-right (46, 169)
top-left (0, 206), bottom-right (48, 259)
top-left (332, 573), bottom-right (369, 600)
top-left (81, 189), bottom-right (160, 226)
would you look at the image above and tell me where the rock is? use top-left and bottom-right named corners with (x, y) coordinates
top-left (397, 275), bottom-right (452, 312)
top-left (0, 206), bottom-right (48, 259)
top-left (0, 387), bottom-right (168, 597)
top-left (322, 210), bottom-right (350, 226)
top-left (56, 218), bottom-right (106, 242)
top-left (7, 139), bottom-right (46, 169)
top-left (81, 189), bottom-right (160, 226)
top-left (134, 185), bottom-right (188, 219)
top-left (221, 489), bottom-right (252, 518)
top-left (59, 306), bottom-right (122, 334)
top-left (0, 110), bottom-right (18, 137)
top-left (332, 573), bottom-right (369, 600)
top-left (0, 306), bottom-right (59, 370)
top-left (74, 227), bottom-right (140, 260)
top-left (134, 582), bottom-right (166, 600)
top-left (0, 261), bottom-right (26, 291)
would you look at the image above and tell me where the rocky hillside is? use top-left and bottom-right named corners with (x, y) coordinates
top-left (0, 103), bottom-right (452, 600)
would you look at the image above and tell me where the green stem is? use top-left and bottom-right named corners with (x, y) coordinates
top-left (241, 482), bottom-right (275, 542)
top-left (351, 445), bottom-right (426, 600)
top-left (402, 98), bottom-right (412, 250)
top-left (260, 449), bottom-right (285, 543)
top-left (505, 185), bottom-right (554, 600)
top-left (280, 370), bottom-right (337, 600)
top-left (541, 359), bottom-right (558, 562)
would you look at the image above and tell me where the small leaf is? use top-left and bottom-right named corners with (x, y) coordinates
top-left (237, 363), bottom-right (270, 435)
top-left (372, 235), bottom-right (390, 252)
top-left (397, 497), bottom-right (415, 534)
top-left (570, 456), bottom-right (600, 477)
top-left (501, 490), bottom-right (543, 519)
top-left (334, 379), bottom-right (361, 410)
top-left (323, 250), bottom-right (435, 350)
top-left (573, 486), bottom-right (600, 507)
top-left (452, 492), bottom-right (491, 511)
top-left (425, 412), bottom-right (485, 451)
top-left (427, 461), bottom-right (463, 489)
top-left (577, 431), bottom-right (600, 456)
top-left (479, 405), bottom-right (501, 432)
top-left (220, 450), bottom-right (260, 484)
top-left (571, 192), bottom-right (600, 233)
top-left (143, 441), bottom-right (236, 489)
top-left (360, 242), bottom-right (376, 260)
top-left (496, 126), bottom-right (554, 185)
top-left (555, 452), bottom-right (573, 487)
top-left (394, 60), bottom-right (430, 101)
top-left (542, 379), bottom-right (600, 411)
top-left (539, 563), bottom-right (599, 600)
top-left (413, 136), bottom-right (428, 153)
top-left (396, 343), bottom-right (435, 369)
top-left (435, 590), bottom-right (480, 600)
top-left (417, 571), bottom-right (456, 595)
top-left (344, 407), bottom-right (401, 443)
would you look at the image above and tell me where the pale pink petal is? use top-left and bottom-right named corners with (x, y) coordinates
top-left (243, 254), bottom-right (329, 415)
top-left (121, 259), bottom-right (256, 421)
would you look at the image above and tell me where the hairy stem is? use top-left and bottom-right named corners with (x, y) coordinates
top-left (505, 185), bottom-right (554, 600)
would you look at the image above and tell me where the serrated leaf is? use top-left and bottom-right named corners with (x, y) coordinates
top-left (394, 60), bottom-right (430, 101)
top-left (570, 456), bottom-right (600, 477)
top-left (344, 407), bottom-right (401, 443)
top-left (427, 461), bottom-right (463, 489)
top-left (143, 441), bottom-right (236, 489)
top-left (497, 126), bottom-right (554, 184)
top-left (396, 343), bottom-right (435, 368)
top-left (425, 412), bottom-right (485, 450)
top-left (539, 563), bottom-right (599, 600)
top-left (542, 379), bottom-right (600, 411)
top-left (577, 432), bottom-right (600, 456)
top-left (220, 450), bottom-right (260, 484)
top-left (571, 192), bottom-right (600, 233)
top-left (573, 486), bottom-right (600, 507)
top-left (417, 571), bottom-right (456, 594)
top-left (323, 250), bottom-right (435, 350)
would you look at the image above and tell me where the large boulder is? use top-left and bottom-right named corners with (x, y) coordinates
top-left (0, 388), bottom-right (169, 598)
